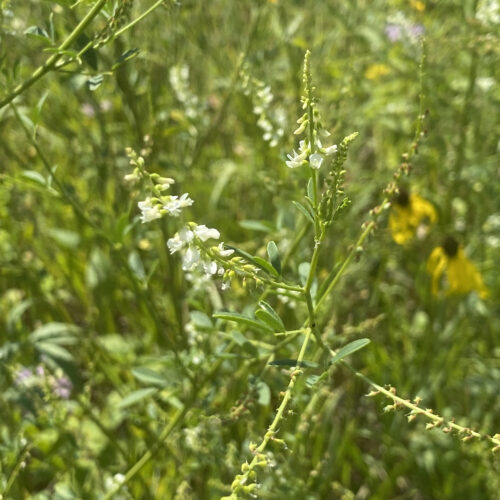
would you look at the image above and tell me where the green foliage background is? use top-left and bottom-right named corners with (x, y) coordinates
top-left (0, 0), bottom-right (499, 498)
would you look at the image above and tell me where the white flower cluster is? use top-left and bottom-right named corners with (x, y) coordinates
top-left (167, 224), bottom-right (234, 285)
top-left (169, 64), bottom-right (200, 120)
top-left (138, 191), bottom-right (194, 224)
top-left (285, 137), bottom-right (338, 170)
top-left (477, 0), bottom-right (500, 25)
top-left (241, 68), bottom-right (285, 148)
top-left (123, 147), bottom-right (194, 223)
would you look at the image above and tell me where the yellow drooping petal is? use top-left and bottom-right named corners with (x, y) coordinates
top-left (426, 245), bottom-right (489, 298)
top-left (410, 194), bottom-right (437, 225)
top-left (446, 248), bottom-right (489, 298)
top-left (389, 193), bottom-right (436, 245)
top-left (389, 206), bottom-right (414, 244)
top-left (426, 246), bottom-right (447, 295)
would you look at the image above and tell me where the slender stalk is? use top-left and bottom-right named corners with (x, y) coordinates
top-left (228, 329), bottom-right (312, 497)
top-left (314, 221), bottom-right (375, 313)
top-left (114, 0), bottom-right (166, 39)
top-left (0, 0), bottom-right (107, 110)
top-left (3, 443), bottom-right (35, 496)
top-left (352, 368), bottom-right (500, 450)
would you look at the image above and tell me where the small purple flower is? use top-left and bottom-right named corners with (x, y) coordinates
top-left (81, 103), bottom-right (96, 118)
top-left (385, 23), bottom-right (402, 42)
top-left (14, 368), bottom-right (33, 386)
top-left (36, 365), bottom-right (45, 377)
top-left (410, 24), bottom-right (425, 38)
top-left (52, 376), bottom-right (72, 399)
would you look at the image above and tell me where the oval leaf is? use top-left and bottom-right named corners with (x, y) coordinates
top-left (256, 381), bottom-right (271, 406)
top-left (258, 301), bottom-right (285, 331)
top-left (213, 312), bottom-right (273, 333)
top-left (223, 244), bottom-right (272, 275)
top-left (131, 367), bottom-right (169, 387)
top-left (239, 220), bottom-right (274, 233)
top-left (292, 201), bottom-right (314, 225)
top-left (269, 359), bottom-right (319, 368)
top-left (118, 387), bottom-right (158, 409)
top-left (255, 309), bottom-right (284, 332)
top-left (267, 241), bottom-right (281, 275)
top-left (252, 256), bottom-right (279, 277)
top-left (35, 342), bottom-right (73, 362)
top-left (329, 338), bottom-right (371, 366)
top-left (30, 323), bottom-right (80, 343)
top-left (87, 75), bottom-right (104, 91)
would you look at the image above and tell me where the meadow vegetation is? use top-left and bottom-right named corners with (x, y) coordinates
top-left (0, 1), bottom-right (499, 498)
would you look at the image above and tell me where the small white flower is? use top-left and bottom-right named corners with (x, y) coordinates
top-left (167, 235), bottom-right (183, 254)
top-left (157, 177), bottom-right (176, 191)
top-left (194, 224), bottom-right (220, 241)
top-left (202, 259), bottom-right (218, 275)
top-left (182, 246), bottom-right (201, 271)
top-left (124, 171), bottom-right (140, 183)
top-left (167, 227), bottom-right (194, 254)
top-left (164, 193), bottom-right (194, 217)
top-left (113, 474), bottom-right (125, 485)
top-left (218, 242), bottom-right (234, 257)
top-left (138, 198), bottom-right (162, 223)
top-left (309, 153), bottom-right (324, 169)
top-left (322, 144), bottom-right (338, 156)
top-left (286, 149), bottom-right (308, 168)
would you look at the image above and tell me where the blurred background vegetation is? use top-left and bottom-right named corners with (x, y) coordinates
top-left (0, 0), bottom-right (499, 498)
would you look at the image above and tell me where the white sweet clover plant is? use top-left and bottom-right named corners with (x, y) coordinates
top-left (239, 63), bottom-right (286, 148)
top-left (123, 148), bottom-right (299, 293)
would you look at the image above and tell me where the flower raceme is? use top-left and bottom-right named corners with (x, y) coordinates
top-left (138, 192), bottom-right (194, 223)
top-left (285, 137), bottom-right (338, 170)
top-left (124, 148), bottom-right (194, 223)
top-left (389, 189), bottom-right (437, 244)
top-left (167, 224), bottom-right (234, 285)
top-left (426, 236), bottom-right (489, 299)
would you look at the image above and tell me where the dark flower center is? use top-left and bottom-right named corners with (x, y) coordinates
top-left (442, 236), bottom-right (458, 258)
top-left (395, 188), bottom-right (409, 207)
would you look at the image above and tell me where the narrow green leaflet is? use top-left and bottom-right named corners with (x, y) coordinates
top-left (131, 367), bottom-right (169, 387)
top-left (87, 75), bottom-right (104, 91)
top-left (259, 301), bottom-right (284, 325)
top-left (255, 309), bottom-right (281, 331)
top-left (117, 388), bottom-right (158, 409)
top-left (269, 359), bottom-right (319, 368)
top-left (112, 48), bottom-right (141, 70)
top-left (223, 244), bottom-right (275, 276)
top-left (213, 312), bottom-right (274, 333)
top-left (252, 256), bottom-right (279, 277)
top-left (266, 241), bottom-right (281, 275)
top-left (35, 342), bottom-right (73, 362)
top-left (256, 381), bottom-right (271, 406)
top-left (292, 201), bottom-right (315, 225)
top-left (30, 322), bottom-right (80, 343)
top-left (329, 338), bottom-right (371, 366)
top-left (238, 220), bottom-right (275, 232)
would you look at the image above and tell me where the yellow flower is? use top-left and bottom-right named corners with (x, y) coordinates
top-left (389, 190), bottom-right (437, 245)
top-left (365, 63), bottom-right (391, 80)
top-left (427, 237), bottom-right (489, 298)
top-left (410, 0), bottom-right (426, 12)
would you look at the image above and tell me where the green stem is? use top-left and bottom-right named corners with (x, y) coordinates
top-left (230, 329), bottom-right (312, 496)
top-left (351, 368), bottom-right (500, 450)
top-left (0, 0), bottom-right (107, 110)
top-left (314, 221), bottom-right (375, 313)
top-left (114, 0), bottom-right (167, 39)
